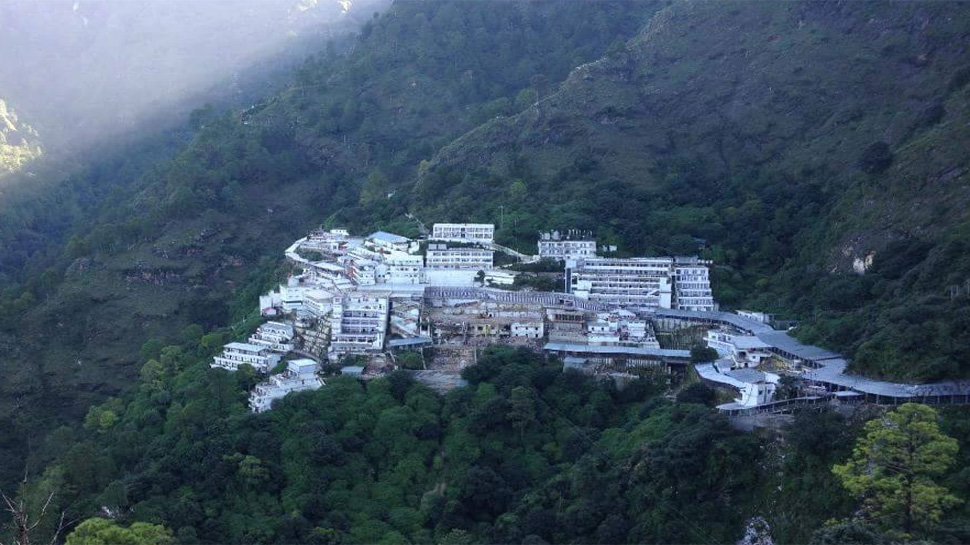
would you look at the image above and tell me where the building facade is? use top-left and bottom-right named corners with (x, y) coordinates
top-left (566, 256), bottom-right (715, 311)
top-left (212, 342), bottom-right (282, 372)
top-left (431, 223), bottom-right (495, 244)
top-left (249, 359), bottom-right (325, 413)
top-left (248, 322), bottom-right (295, 353)
top-left (329, 294), bottom-right (390, 358)
top-left (537, 231), bottom-right (597, 261)
top-left (566, 257), bottom-right (674, 309)
top-left (426, 245), bottom-right (494, 270)
top-left (672, 257), bottom-right (716, 311)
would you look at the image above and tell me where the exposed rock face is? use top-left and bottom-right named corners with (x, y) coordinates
top-left (737, 517), bottom-right (774, 545)
top-left (0, 98), bottom-right (42, 175)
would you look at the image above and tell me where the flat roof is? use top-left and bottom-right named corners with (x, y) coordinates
top-left (544, 342), bottom-right (690, 359)
top-left (369, 231), bottom-right (410, 244)
top-left (225, 342), bottom-right (268, 351)
top-left (726, 368), bottom-right (769, 383)
top-left (804, 359), bottom-right (970, 397)
top-left (433, 223), bottom-right (494, 228)
top-left (694, 363), bottom-right (746, 390)
top-left (388, 337), bottom-right (433, 347)
top-left (650, 309), bottom-right (775, 334)
top-left (756, 330), bottom-right (842, 362)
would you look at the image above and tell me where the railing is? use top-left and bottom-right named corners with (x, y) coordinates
top-left (718, 395), bottom-right (832, 416)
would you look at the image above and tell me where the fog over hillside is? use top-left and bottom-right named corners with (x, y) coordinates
top-left (0, 0), bottom-right (387, 153)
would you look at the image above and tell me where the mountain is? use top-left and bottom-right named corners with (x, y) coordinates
top-left (0, 0), bottom-right (651, 508)
top-left (0, 98), bottom-right (42, 174)
top-left (410, 0), bottom-right (970, 381)
top-left (1, 1), bottom-right (970, 543)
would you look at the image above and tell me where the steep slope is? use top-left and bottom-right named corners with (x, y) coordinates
top-left (0, 0), bottom-right (652, 501)
top-left (413, 0), bottom-right (970, 380)
top-left (0, 98), bottom-right (42, 174)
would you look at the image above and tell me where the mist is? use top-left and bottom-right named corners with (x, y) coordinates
top-left (0, 0), bottom-right (388, 154)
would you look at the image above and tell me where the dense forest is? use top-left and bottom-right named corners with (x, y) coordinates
top-left (1, 0), bottom-right (970, 542)
top-left (13, 343), bottom-right (970, 544)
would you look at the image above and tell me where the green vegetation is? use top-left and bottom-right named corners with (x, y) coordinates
top-left (8, 340), bottom-right (969, 544)
top-left (0, 0), bottom-right (651, 496)
top-left (834, 404), bottom-right (961, 538)
top-left (65, 519), bottom-right (174, 545)
top-left (414, 1), bottom-right (970, 382)
top-left (2, 1), bottom-right (970, 541)
top-left (0, 99), bottom-right (42, 175)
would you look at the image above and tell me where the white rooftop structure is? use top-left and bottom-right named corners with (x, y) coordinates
top-left (705, 328), bottom-right (772, 368)
top-left (695, 361), bottom-right (779, 408)
top-left (538, 230), bottom-right (597, 261)
top-left (212, 342), bottom-right (281, 373)
top-left (249, 321), bottom-right (295, 353)
top-left (249, 359), bottom-right (325, 413)
top-left (330, 293), bottom-right (390, 359)
top-left (431, 223), bottom-right (495, 244)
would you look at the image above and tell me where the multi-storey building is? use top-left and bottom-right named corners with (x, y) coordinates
top-left (537, 230), bottom-right (597, 261)
top-left (212, 342), bottom-right (282, 372)
top-left (248, 322), bottom-right (295, 353)
top-left (511, 322), bottom-right (545, 339)
top-left (368, 231), bottom-right (413, 253)
top-left (566, 256), bottom-right (716, 311)
top-left (425, 244), bottom-right (494, 270)
top-left (704, 329), bottom-right (772, 368)
top-left (672, 257), bottom-right (716, 311)
top-left (379, 251), bottom-right (425, 284)
top-left (249, 359), bottom-right (325, 413)
top-left (302, 229), bottom-right (350, 254)
top-left (566, 257), bottom-right (675, 309)
top-left (431, 223), bottom-right (495, 244)
top-left (329, 294), bottom-right (390, 359)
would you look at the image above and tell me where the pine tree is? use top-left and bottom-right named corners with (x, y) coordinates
top-left (833, 403), bottom-right (960, 537)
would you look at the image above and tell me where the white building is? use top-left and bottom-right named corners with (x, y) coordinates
top-left (672, 257), bottom-right (716, 312)
top-left (566, 256), bottom-right (716, 311)
top-left (212, 342), bottom-right (282, 373)
top-left (368, 231), bottom-right (413, 253)
top-left (330, 293), bottom-right (390, 359)
top-left (736, 310), bottom-right (773, 324)
top-left (342, 245), bottom-right (425, 286)
top-left (379, 251), bottom-right (425, 284)
top-left (586, 310), bottom-right (659, 348)
top-left (342, 246), bottom-right (379, 286)
top-left (248, 322), bottom-right (295, 353)
top-left (249, 359), bottom-right (325, 413)
top-left (431, 223), bottom-right (495, 244)
top-left (566, 257), bottom-right (674, 309)
top-left (511, 322), bottom-right (545, 339)
top-left (705, 329), bottom-right (772, 368)
top-left (425, 245), bottom-right (494, 270)
top-left (537, 230), bottom-right (597, 261)
top-left (302, 229), bottom-right (350, 254)
top-left (484, 270), bottom-right (517, 286)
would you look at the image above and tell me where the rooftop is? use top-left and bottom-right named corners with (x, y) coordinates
top-left (756, 330), bottom-right (842, 362)
top-left (225, 342), bottom-right (268, 352)
top-left (369, 231), bottom-right (411, 244)
top-left (544, 342), bottom-right (690, 359)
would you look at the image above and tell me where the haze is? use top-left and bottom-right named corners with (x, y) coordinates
top-left (0, 0), bottom-right (386, 153)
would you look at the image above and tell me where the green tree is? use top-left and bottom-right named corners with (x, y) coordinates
top-left (690, 344), bottom-right (719, 364)
top-left (65, 518), bottom-right (174, 545)
top-left (507, 386), bottom-right (537, 438)
top-left (833, 404), bottom-right (960, 537)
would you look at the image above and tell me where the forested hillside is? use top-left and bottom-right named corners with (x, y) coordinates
top-left (0, 0), bottom-right (652, 508)
top-left (413, 1), bottom-right (970, 381)
top-left (2, 1), bottom-right (970, 543)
